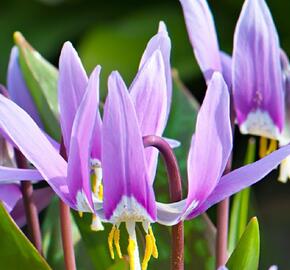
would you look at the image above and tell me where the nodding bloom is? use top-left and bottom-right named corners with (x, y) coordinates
top-left (0, 21), bottom-right (172, 224)
top-left (91, 72), bottom-right (290, 270)
top-left (180, 0), bottom-right (290, 173)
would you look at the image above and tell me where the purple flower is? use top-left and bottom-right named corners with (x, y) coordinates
top-left (232, 0), bottom-right (284, 139)
top-left (92, 72), bottom-right (290, 270)
top-left (180, 0), bottom-right (285, 140)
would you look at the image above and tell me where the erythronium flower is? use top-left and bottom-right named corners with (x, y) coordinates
top-left (91, 71), bottom-right (290, 270)
top-left (57, 25), bottom-right (172, 228)
top-left (232, 0), bottom-right (284, 140)
top-left (180, 0), bottom-right (290, 178)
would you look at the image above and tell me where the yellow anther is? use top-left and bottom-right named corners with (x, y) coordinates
top-left (108, 226), bottom-right (116, 259)
top-left (127, 238), bottom-right (136, 270)
top-left (113, 227), bottom-right (123, 258)
top-left (78, 211), bottom-right (83, 218)
top-left (92, 174), bottom-right (97, 194)
top-left (259, 137), bottom-right (277, 158)
top-left (266, 139), bottom-right (277, 155)
top-left (142, 234), bottom-right (153, 270)
top-left (98, 183), bottom-right (103, 200)
top-left (259, 137), bottom-right (267, 158)
top-left (149, 226), bottom-right (158, 258)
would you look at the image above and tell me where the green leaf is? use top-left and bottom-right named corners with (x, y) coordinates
top-left (226, 217), bottom-right (260, 270)
top-left (14, 32), bottom-right (60, 140)
top-left (0, 203), bottom-right (51, 269)
top-left (228, 138), bottom-right (256, 254)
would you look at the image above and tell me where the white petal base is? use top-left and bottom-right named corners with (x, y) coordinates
top-left (109, 196), bottom-right (153, 224)
top-left (240, 109), bottom-right (280, 139)
top-left (76, 190), bottom-right (93, 212)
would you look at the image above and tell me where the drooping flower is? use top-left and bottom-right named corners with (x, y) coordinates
top-left (180, 0), bottom-right (290, 179)
top-left (232, 0), bottom-right (284, 140)
top-left (93, 72), bottom-right (290, 270)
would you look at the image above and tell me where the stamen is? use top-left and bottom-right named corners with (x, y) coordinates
top-left (113, 227), bottom-right (123, 258)
top-left (108, 226), bottom-right (116, 259)
top-left (259, 137), bottom-right (267, 158)
top-left (91, 214), bottom-right (104, 231)
top-left (142, 234), bottom-right (153, 270)
top-left (78, 211), bottom-right (83, 218)
top-left (127, 238), bottom-right (136, 270)
top-left (98, 184), bottom-right (103, 200)
top-left (149, 226), bottom-right (158, 258)
top-left (266, 139), bottom-right (277, 155)
top-left (259, 137), bottom-right (277, 158)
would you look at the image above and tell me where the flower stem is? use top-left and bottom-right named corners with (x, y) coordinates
top-left (14, 149), bottom-right (43, 254)
top-left (143, 135), bottom-right (183, 270)
top-left (59, 140), bottom-right (76, 270)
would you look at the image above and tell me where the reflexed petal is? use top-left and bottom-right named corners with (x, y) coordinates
top-left (232, 0), bottom-right (284, 138)
top-left (130, 50), bottom-right (167, 184)
top-left (185, 73), bottom-right (232, 212)
top-left (179, 0), bottom-right (222, 81)
top-left (156, 200), bottom-right (185, 226)
top-left (0, 167), bottom-right (42, 183)
top-left (163, 137), bottom-right (181, 148)
top-left (7, 47), bottom-right (43, 127)
top-left (139, 21), bottom-right (172, 119)
top-left (0, 94), bottom-right (70, 204)
top-left (0, 184), bottom-right (22, 212)
top-left (102, 71), bottom-right (156, 221)
top-left (58, 42), bottom-right (88, 154)
top-left (11, 187), bottom-right (54, 227)
top-left (189, 144), bottom-right (290, 218)
top-left (67, 66), bottom-right (101, 211)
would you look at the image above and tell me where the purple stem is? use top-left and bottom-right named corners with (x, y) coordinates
top-left (143, 135), bottom-right (184, 270)
top-left (14, 149), bottom-right (43, 254)
top-left (59, 140), bottom-right (76, 270)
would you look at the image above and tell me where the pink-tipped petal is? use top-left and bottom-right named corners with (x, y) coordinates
top-left (139, 21), bottom-right (172, 119)
top-left (232, 0), bottom-right (284, 138)
top-left (58, 42), bottom-right (88, 154)
top-left (179, 0), bottom-right (222, 81)
top-left (67, 66), bottom-right (101, 211)
top-left (130, 50), bottom-right (167, 184)
top-left (102, 71), bottom-right (156, 221)
top-left (185, 73), bottom-right (232, 212)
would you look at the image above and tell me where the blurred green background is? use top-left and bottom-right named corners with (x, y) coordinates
top-left (1, 0), bottom-right (290, 269)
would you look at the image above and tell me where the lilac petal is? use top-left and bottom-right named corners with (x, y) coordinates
top-left (0, 184), bottom-right (22, 212)
top-left (163, 137), bottom-right (181, 148)
top-left (130, 50), bottom-right (167, 184)
top-left (220, 51), bottom-right (232, 89)
top-left (190, 144), bottom-right (290, 218)
top-left (67, 66), bottom-right (101, 211)
top-left (0, 94), bottom-right (70, 204)
top-left (0, 167), bottom-right (42, 183)
top-left (139, 21), bottom-right (172, 119)
top-left (90, 68), bottom-right (103, 160)
top-left (11, 187), bottom-right (54, 227)
top-left (102, 71), bottom-right (156, 221)
top-left (156, 200), bottom-right (185, 226)
top-left (7, 47), bottom-right (43, 127)
top-left (185, 73), bottom-right (232, 212)
top-left (58, 42), bottom-right (88, 154)
top-left (232, 0), bottom-right (284, 138)
top-left (179, 0), bottom-right (222, 81)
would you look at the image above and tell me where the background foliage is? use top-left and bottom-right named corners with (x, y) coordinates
top-left (0, 0), bottom-right (290, 269)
